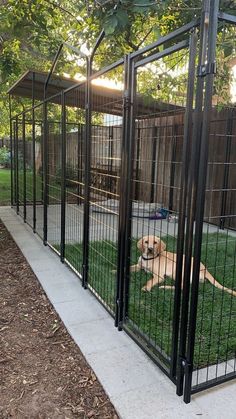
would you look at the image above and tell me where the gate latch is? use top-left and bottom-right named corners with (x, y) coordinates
top-left (123, 89), bottom-right (131, 108)
top-left (179, 356), bottom-right (192, 372)
top-left (197, 62), bottom-right (217, 77)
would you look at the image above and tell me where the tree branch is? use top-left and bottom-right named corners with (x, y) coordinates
top-left (41, 0), bottom-right (82, 26)
top-left (137, 28), bottom-right (153, 49)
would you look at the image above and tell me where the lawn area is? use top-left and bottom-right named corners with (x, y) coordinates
top-left (0, 168), bottom-right (77, 208)
top-left (64, 233), bottom-right (236, 369)
top-left (0, 168), bottom-right (11, 205)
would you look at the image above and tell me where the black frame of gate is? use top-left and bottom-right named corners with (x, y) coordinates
top-left (8, 0), bottom-right (236, 403)
top-left (114, 14), bottom-right (200, 388)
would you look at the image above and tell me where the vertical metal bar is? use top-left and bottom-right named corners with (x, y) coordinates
top-left (44, 44), bottom-right (64, 100)
top-left (150, 126), bottom-right (158, 202)
top-left (183, 0), bottom-right (219, 404)
top-left (23, 113), bottom-right (26, 222)
top-left (13, 120), bottom-right (17, 206)
top-left (135, 126), bottom-right (141, 200)
top-left (116, 55), bottom-right (136, 328)
top-left (43, 101), bottom-right (48, 245)
top-left (16, 116), bottom-right (19, 214)
top-left (170, 29), bottom-right (198, 381)
top-left (108, 126), bottom-right (113, 193)
top-left (123, 58), bottom-right (137, 324)
top-left (77, 123), bottom-right (81, 205)
top-left (60, 92), bottom-right (66, 262)
top-left (219, 109), bottom-right (233, 230)
top-left (115, 54), bottom-right (131, 328)
top-left (175, 0), bottom-right (211, 392)
top-left (168, 124), bottom-right (178, 212)
top-left (82, 58), bottom-right (91, 288)
top-left (9, 95), bottom-right (13, 207)
top-left (32, 73), bottom-right (36, 232)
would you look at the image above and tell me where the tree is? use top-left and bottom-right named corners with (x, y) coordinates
top-left (0, 0), bottom-right (236, 136)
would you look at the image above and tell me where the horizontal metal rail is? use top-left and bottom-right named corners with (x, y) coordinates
top-left (135, 39), bottom-right (189, 68)
top-left (130, 18), bottom-right (200, 59)
top-left (191, 370), bottom-right (236, 395)
top-left (218, 11), bottom-right (236, 25)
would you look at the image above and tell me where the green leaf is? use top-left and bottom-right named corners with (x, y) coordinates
top-left (103, 14), bottom-right (118, 35)
top-left (132, 0), bottom-right (154, 14)
top-left (223, 45), bottom-right (233, 58)
top-left (116, 9), bottom-right (129, 28)
top-left (153, 25), bottom-right (161, 39)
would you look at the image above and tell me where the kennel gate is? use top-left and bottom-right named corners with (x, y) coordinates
top-left (115, 29), bottom-right (199, 398)
top-left (9, 0), bottom-right (236, 403)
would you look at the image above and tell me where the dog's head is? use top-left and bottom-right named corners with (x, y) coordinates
top-left (137, 235), bottom-right (166, 259)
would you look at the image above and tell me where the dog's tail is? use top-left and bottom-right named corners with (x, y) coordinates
top-left (205, 270), bottom-right (236, 297)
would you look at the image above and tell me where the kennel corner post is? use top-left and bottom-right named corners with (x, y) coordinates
top-left (182, 0), bottom-right (220, 404)
top-left (13, 119), bottom-right (17, 207)
top-left (32, 72), bottom-right (36, 233)
top-left (15, 116), bottom-right (19, 214)
top-left (9, 94), bottom-right (14, 207)
top-left (60, 91), bottom-right (66, 262)
top-left (42, 100), bottom-right (48, 245)
top-left (174, 0), bottom-right (211, 399)
top-left (115, 54), bottom-right (133, 329)
top-left (82, 56), bottom-right (92, 289)
top-left (22, 112), bottom-right (26, 222)
top-left (169, 28), bottom-right (198, 382)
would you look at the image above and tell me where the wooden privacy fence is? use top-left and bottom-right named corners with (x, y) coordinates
top-left (23, 107), bottom-right (235, 229)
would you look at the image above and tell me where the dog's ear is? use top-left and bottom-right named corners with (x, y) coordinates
top-left (159, 239), bottom-right (166, 253)
top-left (137, 238), bottom-right (143, 252)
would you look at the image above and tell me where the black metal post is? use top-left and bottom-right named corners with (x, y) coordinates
top-left (13, 120), bottom-right (17, 206)
top-left (9, 95), bottom-right (13, 207)
top-left (60, 92), bottom-right (66, 262)
top-left (22, 113), bottom-right (26, 222)
top-left (175, 0), bottom-right (212, 392)
top-left (41, 121), bottom-right (44, 204)
top-left (82, 59), bottom-right (91, 289)
top-left (170, 29), bottom-right (198, 382)
top-left (43, 101), bottom-right (48, 245)
top-left (16, 117), bottom-right (19, 214)
top-left (32, 73), bottom-right (36, 232)
top-left (44, 44), bottom-right (64, 100)
top-left (123, 59), bottom-right (137, 324)
top-left (183, 0), bottom-right (219, 404)
top-left (115, 54), bottom-right (131, 328)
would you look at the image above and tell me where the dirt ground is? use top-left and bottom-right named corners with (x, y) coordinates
top-left (0, 220), bottom-right (118, 419)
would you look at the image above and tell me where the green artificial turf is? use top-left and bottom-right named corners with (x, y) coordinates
top-left (64, 233), bottom-right (236, 369)
top-left (0, 169), bottom-right (11, 205)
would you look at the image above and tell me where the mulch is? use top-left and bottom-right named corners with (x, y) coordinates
top-left (0, 219), bottom-right (119, 419)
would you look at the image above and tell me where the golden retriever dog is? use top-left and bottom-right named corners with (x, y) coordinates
top-left (130, 235), bottom-right (236, 296)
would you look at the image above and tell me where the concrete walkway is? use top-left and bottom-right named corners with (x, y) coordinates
top-left (1, 206), bottom-right (236, 419)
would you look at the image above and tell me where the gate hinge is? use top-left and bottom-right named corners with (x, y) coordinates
top-left (123, 89), bottom-right (131, 108)
top-left (197, 62), bottom-right (217, 77)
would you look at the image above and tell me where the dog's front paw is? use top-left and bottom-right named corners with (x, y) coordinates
top-left (142, 286), bottom-right (151, 292)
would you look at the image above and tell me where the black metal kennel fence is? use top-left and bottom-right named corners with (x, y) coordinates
top-left (9, 0), bottom-right (236, 403)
